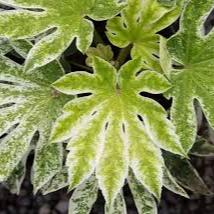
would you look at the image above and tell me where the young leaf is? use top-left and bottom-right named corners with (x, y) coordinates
top-left (106, 0), bottom-right (182, 70)
top-left (69, 175), bottom-right (98, 214)
top-left (128, 171), bottom-right (157, 214)
top-left (166, 0), bottom-right (214, 152)
top-left (51, 57), bottom-right (186, 203)
top-left (86, 44), bottom-right (114, 67)
top-left (0, 55), bottom-right (69, 190)
top-left (0, 0), bottom-right (126, 71)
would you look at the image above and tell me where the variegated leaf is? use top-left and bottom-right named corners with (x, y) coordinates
top-left (51, 57), bottom-right (186, 203)
top-left (0, 0), bottom-right (125, 71)
top-left (0, 54), bottom-right (69, 192)
top-left (164, 153), bottom-right (211, 195)
top-left (191, 136), bottom-right (214, 157)
top-left (4, 154), bottom-right (28, 194)
top-left (128, 171), bottom-right (157, 214)
top-left (163, 167), bottom-right (189, 198)
top-left (69, 175), bottom-right (98, 214)
top-left (0, 38), bottom-right (12, 55)
top-left (166, 0), bottom-right (214, 152)
top-left (41, 167), bottom-right (68, 195)
top-left (105, 191), bottom-right (127, 214)
top-left (11, 39), bottom-right (33, 59)
top-left (106, 0), bottom-right (183, 70)
top-left (86, 44), bottom-right (114, 67)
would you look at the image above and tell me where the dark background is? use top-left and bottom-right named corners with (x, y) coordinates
top-left (0, 155), bottom-right (214, 214)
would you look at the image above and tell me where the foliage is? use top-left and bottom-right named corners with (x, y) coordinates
top-left (165, 0), bottom-right (214, 153)
top-left (0, 0), bottom-right (213, 213)
top-left (106, 0), bottom-right (182, 70)
top-left (0, 42), bottom-right (70, 193)
top-left (0, 0), bottom-right (125, 71)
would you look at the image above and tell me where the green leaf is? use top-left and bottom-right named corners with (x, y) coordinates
top-left (0, 0), bottom-right (126, 71)
top-left (0, 55), bottom-right (69, 191)
top-left (190, 136), bottom-right (214, 157)
top-left (11, 39), bottom-right (33, 59)
top-left (41, 167), bottom-right (68, 195)
top-left (69, 175), bottom-right (98, 214)
top-left (51, 57), bottom-right (186, 203)
top-left (160, 36), bottom-right (172, 78)
top-left (32, 136), bottom-right (63, 193)
top-left (166, 0), bottom-right (214, 152)
top-left (86, 44), bottom-right (114, 67)
top-left (158, 0), bottom-right (176, 7)
top-left (164, 153), bottom-right (211, 195)
top-left (128, 171), bottom-right (157, 214)
top-left (0, 38), bottom-right (12, 55)
top-left (106, 0), bottom-right (182, 70)
top-left (163, 167), bottom-right (189, 198)
top-left (5, 154), bottom-right (28, 194)
top-left (105, 191), bottom-right (127, 214)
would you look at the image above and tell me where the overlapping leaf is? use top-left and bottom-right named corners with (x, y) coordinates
top-left (51, 57), bottom-right (186, 204)
top-left (163, 167), bottom-right (189, 198)
top-left (106, 0), bottom-right (182, 70)
top-left (86, 44), bottom-right (114, 67)
top-left (164, 153), bottom-right (210, 195)
top-left (191, 136), bottom-right (214, 157)
top-left (0, 38), bottom-right (12, 55)
top-left (105, 191), bottom-right (127, 214)
top-left (166, 0), bottom-right (214, 152)
top-left (128, 171), bottom-right (157, 214)
top-left (0, 53), bottom-right (69, 192)
top-left (69, 175), bottom-right (98, 214)
top-left (0, 0), bottom-right (125, 71)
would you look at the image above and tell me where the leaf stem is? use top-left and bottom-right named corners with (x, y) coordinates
top-left (116, 45), bottom-right (132, 69)
top-left (70, 61), bottom-right (92, 72)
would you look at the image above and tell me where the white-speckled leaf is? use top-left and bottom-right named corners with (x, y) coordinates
top-left (0, 55), bottom-right (69, 191)
top-left (69, 175), bottom-right (98, 214)
top-left (51, 57), bottom-right (186, 203)
top-left (11, 39), bottom-right (33, 59)
top-left (0, 38), bottom-right (12, 55)
top-left (106, 0), bottom-right (183, 70)
top-left (5, 154), bottom-right (28, 194)
top-left (0, 0), bottom-right (126, 71)
top-left (160, 36), bottom-right (172, 78)
top-left (105, 191), bottom-right (127, 214)
top-left (166, 0), bottom-right (214, 152)
top-left (128, 171), bottom-right (157, 214)
top-left (41, 167), bottom-right (68, 195)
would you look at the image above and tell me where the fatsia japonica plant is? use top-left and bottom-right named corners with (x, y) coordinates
top-left (0, 0), bottom-right (214, 213)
